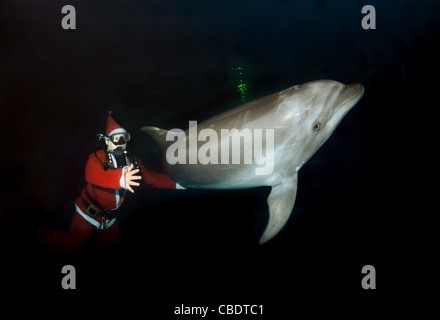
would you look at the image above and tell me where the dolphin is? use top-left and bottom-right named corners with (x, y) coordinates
top-left (142, 79), bottom-right (364, 243)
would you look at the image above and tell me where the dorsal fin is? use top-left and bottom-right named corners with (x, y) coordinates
top-left (141, 126), bottom-right (174, 151)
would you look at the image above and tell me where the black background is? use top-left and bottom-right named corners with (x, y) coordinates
top-left (1, 0), bottom-right (437, 316)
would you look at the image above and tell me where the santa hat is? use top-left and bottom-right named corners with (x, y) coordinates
top-left (106, 111), bottom-right (127, 136)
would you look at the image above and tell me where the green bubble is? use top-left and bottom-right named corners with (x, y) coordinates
top-left (231, 65), bottom-right (250, 102)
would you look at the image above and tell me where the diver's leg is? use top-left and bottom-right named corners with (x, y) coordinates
top-left (96, 220), bottom-right (120, 247)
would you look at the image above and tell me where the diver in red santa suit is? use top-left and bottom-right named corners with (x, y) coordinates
top-left (36, 111), bottom-right (184, 252)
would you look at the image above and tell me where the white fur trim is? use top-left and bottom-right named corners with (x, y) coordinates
top-left (108, 127), bottom-right (127, 136)
top-left (120, 166), bottom-right (129, 189)
top-left (76, 204), bottom-right (100, 228)
top-left (176, 182), bottom-right (185, 190)
top-left (76, 205), bottom-right (116, 229)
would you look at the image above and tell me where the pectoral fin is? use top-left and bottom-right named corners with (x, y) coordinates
top-left (259, 174), bottom-right (298, 244)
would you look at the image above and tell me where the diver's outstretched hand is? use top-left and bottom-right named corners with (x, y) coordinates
top-left (125, 164), bottom-right (141, 193)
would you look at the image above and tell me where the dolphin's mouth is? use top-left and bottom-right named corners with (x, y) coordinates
top-left (331, 83), bottom-right (365, 120)
top-left (339, 83), bottom-right (364, 109)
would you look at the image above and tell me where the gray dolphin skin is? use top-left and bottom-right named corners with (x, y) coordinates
top-left (142, 79), bottom-right (364, 243)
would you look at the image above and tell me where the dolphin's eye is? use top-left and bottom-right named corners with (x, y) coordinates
top-left (313, 123), bottom-right (321, 132)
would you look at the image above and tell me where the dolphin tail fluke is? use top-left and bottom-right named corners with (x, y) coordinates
top-left (259, 174), bottom-right (298, 244)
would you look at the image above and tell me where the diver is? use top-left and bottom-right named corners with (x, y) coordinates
top-left (36, 111), bottom-right (184, 252)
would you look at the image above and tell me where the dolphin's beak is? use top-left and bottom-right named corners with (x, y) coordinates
top-left (338, 83), bottom-right (365, 109)
top-left (328, 83), bottom-right (364, 128)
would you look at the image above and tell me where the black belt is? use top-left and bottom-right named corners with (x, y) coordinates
top-left (82, 187), bottom-right (118, 219)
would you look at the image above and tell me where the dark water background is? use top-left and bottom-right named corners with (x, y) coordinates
top-left (1, 0), bottom-right (438, 315)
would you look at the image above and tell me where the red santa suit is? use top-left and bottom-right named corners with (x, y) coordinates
top-left (60, 149), bottom-right (177, 252)
top-left (76, 149), bottom-right (176, 229)
top-left (36, 112), bottom-right (179, 252)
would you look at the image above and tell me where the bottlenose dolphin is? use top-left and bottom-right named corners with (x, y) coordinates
top-left (142, 80), bottom-right (364, 243)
